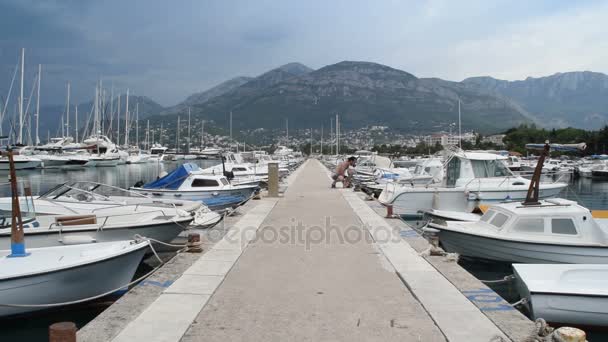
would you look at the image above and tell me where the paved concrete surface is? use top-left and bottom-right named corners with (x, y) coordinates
top-left (365, 199), bottom-right (537, 341)
top-left (181, 159), bottom-right (446, 342)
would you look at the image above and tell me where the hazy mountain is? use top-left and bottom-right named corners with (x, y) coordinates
top-left (463, 71), bottom-right (608, 129)
top-left (165, 61), bottom-right (530, 134)
top-left (164, 76), bottom-right (253, 114)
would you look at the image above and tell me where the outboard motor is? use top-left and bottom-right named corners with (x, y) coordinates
top-left (134, 180), bottom-right (145, 188)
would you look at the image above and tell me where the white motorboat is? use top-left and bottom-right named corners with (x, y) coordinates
top-left (0, 155), bottom-right (42, 170)
top-left (428, 198), bottom-right (608, 263)
top-left (86, 155), bottom-right (120, 167)
top-left (149, 144), bottom-right (168, 161)
top-left (1, 181), bottom-right (221, 227)
top-left (379, 150), bottom-right (566, 215)
top-left (130, 163), bottom-right (259, 211)
top-left (200, 147), bottom-right (222, 156)
top-left (126, 152), bottom-right (150, 164)
top-left (513, 263), bottom-right (608, 327)
top-left (0, 200), bottom-right (194, 249)
top-left (0, 240), bottom-right (149, 318)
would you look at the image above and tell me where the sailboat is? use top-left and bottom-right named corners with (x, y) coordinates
top-left (0, 49), bottom-right (42, 170)
top-left (0, 148), bottom-right (149, 318)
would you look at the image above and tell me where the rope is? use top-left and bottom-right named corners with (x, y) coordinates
top-left (479, 274), bottom-right (515, 284)
top-left (510, 297), bottom-right (528, 307)
top-left (0, 240), bottom-right (165, 309)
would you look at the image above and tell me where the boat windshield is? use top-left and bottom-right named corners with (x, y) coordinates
top-left (0, 181), bottom-right (37, 228)
top-left (40, 181), bottom-right (149, 202)
top-left (471, 160), bottom-right (512, 178)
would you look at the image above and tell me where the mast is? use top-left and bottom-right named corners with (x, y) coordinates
top-left (458, 99), bottom-right (462, 149)
top-left (176, 116), bottom-right (180, 154)
top-left (95, 85), bottom-right (100, 155)
top-left (109, 83), bottom-right (114, 138)
top-left (229, 111), bottom-right (233, 142)
top-left (187, 107), bottom-right (191, 153)
top-left (286, 117), bottom-right (289, 141)
top-left (160, 122), bottom-right (163, 145)
top-left (66, 82), bottom-right (70, 138)
top-left (201, 120), bottom-right (205, 148)
top-left (18, 48), bottom-right (24, 144)
top-left (335, 114), bottom-right (339, 155)
top-left (35, 64), bottom-right (41, 145)
top-left (75, 104), bottom-right (78, 143)
top-left (146, 120), bottom-right (150, 151)
top-left (124, 89), bottom-right (129, 147)
top-left (330, 118), bottom-right (333, 155)
top-left (310, 128), bottom-right (313, 155)
top-left (320, 125), bottom-right (323, 155)
top-left (116, 94), bottom-right (121, 146)
top-left (136, 102), bottom-right (139, 149)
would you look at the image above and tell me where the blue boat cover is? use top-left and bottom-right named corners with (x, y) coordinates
top-left (143, 163), bottom-right (200, 190)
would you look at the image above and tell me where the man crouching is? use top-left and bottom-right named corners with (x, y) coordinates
top-left (331, 156), bottom-right (356, 188)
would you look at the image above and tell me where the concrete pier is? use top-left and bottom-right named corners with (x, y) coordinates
top-left (79, 159), bottom-right (535, 341)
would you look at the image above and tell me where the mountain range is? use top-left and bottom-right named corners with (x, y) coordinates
top-left (28, 62), bottom-right (608, 137)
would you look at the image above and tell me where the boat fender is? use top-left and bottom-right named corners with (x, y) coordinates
top-left (176, 209), bottom-right (189, 217)
top-left (212, 191), bottom-right (219, 196)
top-left (59, 235), bottom-right (97, 245)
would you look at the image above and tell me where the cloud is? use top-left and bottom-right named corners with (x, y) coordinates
top-left (0, 0), bottom-right (607, 110)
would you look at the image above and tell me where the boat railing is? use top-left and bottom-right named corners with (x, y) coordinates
top-left (51, 208), bottom-right (178, 232)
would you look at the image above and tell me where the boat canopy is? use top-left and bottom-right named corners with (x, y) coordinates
top-left (144, 163), bottom-right (199, 190)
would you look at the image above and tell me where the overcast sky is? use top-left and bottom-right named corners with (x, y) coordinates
top-left (1, 0), bottom-right (606, 106)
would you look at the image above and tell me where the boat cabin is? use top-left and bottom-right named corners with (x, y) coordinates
top-left (445, 151), bottom-right (514, 187)
top-left (476, 199), bottom-right (608, 245)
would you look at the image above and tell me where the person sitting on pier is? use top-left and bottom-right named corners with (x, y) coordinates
top-left (331, 156), bottom-right (356, 188)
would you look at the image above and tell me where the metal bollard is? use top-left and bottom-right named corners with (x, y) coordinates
top-left (49, 322), bottom-right (77, 342)
top-left (554, 327), bottom-right (586, 342)
top-left (385, 204), bottom-right (394, 218)
top-left (187, 233), bottom-right (202, 253)
top-left (267, 162), bottom-right (279, 197)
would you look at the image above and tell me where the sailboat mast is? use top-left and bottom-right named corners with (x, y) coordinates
top-left (109, 84), bottom-right (114, 138)
top-left (160, 122), bottom-right (163, 145)
top-left (18, 48), bottom-right (24, 144)
top-left (201, 120), bottom-right (204, 148)
top-left (136, 102), bottom-right (139, 149)
top-left (35, 64), bottom-right (41, 145)
top-left (75, 105), bottom-right (78, 143)
top-left (229, 111), bottom-right (232, 141)
top-left (116, 94), bottom-right (121, 146)
top-left (335, 114), bottom-right (339, 155)
top-left (458, 99), bottom-right (462, 149)
top-left (176, 116), bottom-right (180, 154)
top-left (125, 89), bottom-right (129, 147)
top-left (187, 107), bottom-right (191, 153)
top-left (146, 120), bottom-right (150, 150)
top-left (66, 82), bottom-right (70, 138)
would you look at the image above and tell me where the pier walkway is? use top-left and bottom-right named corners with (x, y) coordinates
top-left (105, 159), bottom-right (513, 341)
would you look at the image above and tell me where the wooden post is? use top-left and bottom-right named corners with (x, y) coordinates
top-left (7, 149), bottom-right (27, 257)
top-left (523, 143), bottom-right (550, 205)
top-left (49, 322), bottom-right (77, 342)
top-left (267, 162), bottom-right (279, 197)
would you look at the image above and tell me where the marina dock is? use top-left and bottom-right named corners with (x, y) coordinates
top-left (78, 159), bottom-right (537, 341)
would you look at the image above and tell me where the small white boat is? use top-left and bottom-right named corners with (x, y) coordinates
top-left (513, 263), bottom-right (608, 327)
top-left (126, 153), bottom-right (150, 164)
top-left (86, 155), bottom-right (120, 167)
top-left (130, 163), bottom-right (259, 211)
top-left (429, 198), bottom-right (608, 263)
top-left (0, 240), bottom-right (149, 318)
top-left (0, 155), bottom-right (42, 170)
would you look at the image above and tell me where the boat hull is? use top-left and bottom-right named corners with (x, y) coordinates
top-left (379, 184), bottom-right (565, 215)
top-left (0, 160), bottom-right (42, 170)
top-left (436, 229), bottom-right (608, 263)
top-left (131, 187), bottom-right (257, 211)
top-left (0, 242), bottom-right (147, 318)
top-left (0, 220), bottom-right (190, 249)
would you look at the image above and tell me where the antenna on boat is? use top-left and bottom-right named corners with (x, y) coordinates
top-left (523, 141), bottom-right (587, 205)
top-left (3, 142), bottom-right (30, 257)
